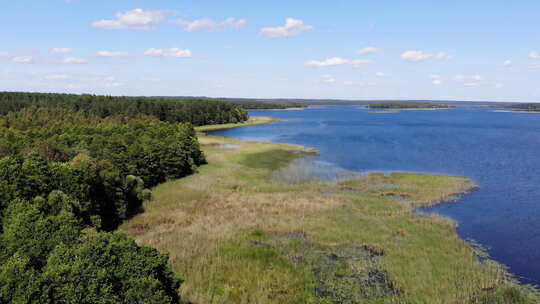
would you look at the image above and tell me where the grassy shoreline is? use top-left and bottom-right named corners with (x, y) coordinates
top-left (195, 116), bottom-right (279, 132)
top-left (122, 117), bottom-right (539, 303)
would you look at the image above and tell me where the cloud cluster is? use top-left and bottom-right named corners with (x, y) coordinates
top-left (63, 57), bottom-right (87, 64)
top-left (401, 50), bottom-right (453, 62)
top-left (306, 57), bottom-right (348, 67)
top-left (92, 9), bottom-right (164, 30)
top-left (179, 17), bottom-right (247, 32)
top-left (261, 18), bottom-right (313, 38)
top-left (96, 51), bottom-right (129, 57)
top-left (144, 48), bottom-right (192, 58)
top-left (305, 57), bottom-right (372, 68)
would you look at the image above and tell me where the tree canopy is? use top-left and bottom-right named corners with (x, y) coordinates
top-left (0, 93), bottom-right (238, 303)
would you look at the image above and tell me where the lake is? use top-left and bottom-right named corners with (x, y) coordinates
top-left (210, 105), bottom-right (540, 286)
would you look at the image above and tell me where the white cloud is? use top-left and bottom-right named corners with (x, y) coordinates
top-left (401, 50), bottom-right (432, 62)
top-left (432, 79), bottom-right (443, 85)
top-left (503, 59), bottom-right (512, 67)
top-left (63, 57), bottom-right (87, 64)
top-left (92, 9), bottom-right (164, 30)
top-left (52, 48), bottom-right (72, 54)
top-left (45, 74), bottom-right (69, 81)
top-left (495, 83), bottom-right (504, 89)
top-left (12, 56), bottom-right (33, 63)
top-left (180, 17), bottom-right (247, 32)
top-left (261, 18), bottom-right (313, 38)
top-left (320, 74), bottom-right (336, 83)
top-left (529, 51), bottom-right (540, 59)
top-left (429, 74), bottom-right (442, 79)
top-left (305, 57), bottom-right (372, 68)
top-left (401, 50), bottom-right (453, 62)
top-left (357, 47), bottom-right (378, 55)
top-left (350, 59), bottom-right (373, 68)
top-left (463, 82), bottom-right (481, 87)
top-left (144, 48), bottom-right (193, 58)
top-left (305, 57), bottom-right (348, 67)
top-left (375, 72), bottom-right (388, 77)
top-left (96, 50), bottom-right (129, 57)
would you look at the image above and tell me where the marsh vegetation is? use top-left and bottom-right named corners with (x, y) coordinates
top-left (122, 128), bottom-right (539, 303)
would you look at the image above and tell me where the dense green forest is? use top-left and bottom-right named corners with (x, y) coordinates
top-left (0, 92), bottom-right (247, 303)
top-left (159, 96), bottom-right (309, 109)
top-left (0, 92), bottom-right (248, 125)
top-left (367, 101), bottom-right (455, 109)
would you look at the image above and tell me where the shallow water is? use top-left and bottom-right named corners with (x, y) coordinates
top-left (210, 105), bottom-right (540, 286)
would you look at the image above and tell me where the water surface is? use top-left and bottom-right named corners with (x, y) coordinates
top-left (210, 106), bottom-right (540, 286)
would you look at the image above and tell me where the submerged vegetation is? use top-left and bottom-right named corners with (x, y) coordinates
top-left (122, 130), bottom-right (539, 303)
top-left (0, 94), bottom-right (247, 303)
top-left (367, 101), bottom-right (455, 109)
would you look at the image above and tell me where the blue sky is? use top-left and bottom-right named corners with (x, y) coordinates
top-left (1, 1), bottom-right (540, 101)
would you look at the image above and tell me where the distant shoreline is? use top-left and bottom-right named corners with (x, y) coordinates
top-left (491, 110), bottom-right (540, 114)
top-left (250, 107), bottom-right (306, 111)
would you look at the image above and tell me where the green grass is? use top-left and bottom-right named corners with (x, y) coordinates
top-left (121, 127), bottom-right (539, 304)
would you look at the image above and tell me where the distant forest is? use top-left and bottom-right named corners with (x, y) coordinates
top-left (367, 101), bottom-right (455, 109)
top-left (0, 92), bottom-right (248, 303)
top-left (0, 92), bottom-right (248, 125)
top-left (505, 103), bottom-right (540, 111)
top-left (161, 96), bottom-right (516, 109)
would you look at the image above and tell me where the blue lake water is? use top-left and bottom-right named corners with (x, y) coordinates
top-left (210, 106), bottom-right (540, 286)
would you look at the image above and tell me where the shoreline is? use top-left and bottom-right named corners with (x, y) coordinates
top-left (366, 107), bottom-right (455, 111)
top-left (250, 107), bottom-right (307, 111)
top-left (491, 109), bottom-right (540, 114)
top-left (123, 116), bottom-right (538, 303)
top-left (194, 116), bottom-right (279, 132)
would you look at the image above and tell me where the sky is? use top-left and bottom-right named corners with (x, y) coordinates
top-left (1, 0), bottom-right (540, 102)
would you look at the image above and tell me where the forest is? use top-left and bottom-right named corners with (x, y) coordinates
top-left (0, 92), bottom-right (248, 126)
top-left (367, 101), bottom-right (455, 109)
top-left (0, 93), bottom-right (247, 303)
top-left (504, 103), bottom-right (540, 111)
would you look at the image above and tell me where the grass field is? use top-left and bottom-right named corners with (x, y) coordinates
top-left (121, 120), bottom-right (539, 304)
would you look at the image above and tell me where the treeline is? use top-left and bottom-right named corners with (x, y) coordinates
top-left (505, 103), bottom-right (540, 111)
top-left (0, 91), bottom-right (249, 126)
top-left (0, 94), bottom-right (223, 302)
top-left (226, 99), bottom-right (307, 110)
top-left (367, 101), bottom-right (454, 109)
top-left (159, 96), bottom-right (310, 110)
